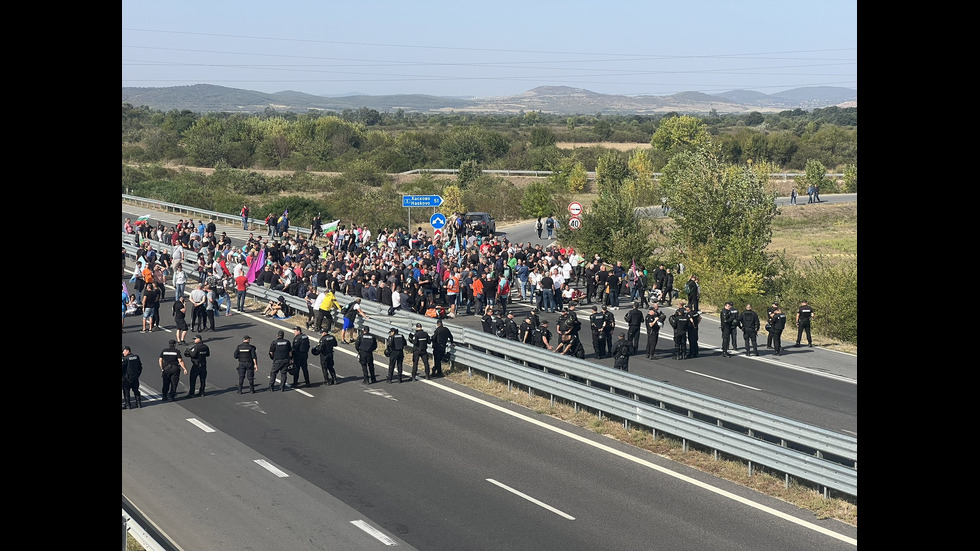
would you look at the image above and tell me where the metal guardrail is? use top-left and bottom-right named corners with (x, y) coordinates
top-left (122, 195), bottom-right (314, 240)
top-left (338, 291), bottom-right (857, 498)
top-left (123, 233), bottom-right (857, 498)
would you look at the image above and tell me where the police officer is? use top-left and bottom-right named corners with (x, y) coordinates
top-left (269, 330), bottom-right (292, 391)
top-left (770, 305), bottom-right (788, 356)
top-left (795, 300), bottom-right (815, 347)
top-left (533, 320), bottom-right (554, 350)
top-left (431, 319), bottom-right (454, 377)
top-left (481, 306), bottom-right (495, 334)
top-left (291, 326), bottom-right (312, 387)
top-left (311, 328), bottom-right (338, 385)
top-left (601, 305), bottom-right (615, 356)
top-left (555, 332), bottom-right (586, 359)
top-left (493, 310), bottom-right (507, 339)
top-left (624, 302), bottom-right (644, 353)
top-left (408, 323), bottom-right (432, 380)
top-left (122, 346), bottom-right (143, 409)
top-left (528, 307), bottom-right (541, 330)
top-left (611, 333), bottom-right (633, 371)
top-left (184, 334), bottom-right (211, 397)
top-left (720, 302), bottom-right (738, 358)
top-left (590, 306), bottom-right (605, 358)
top-left (644, 304), bottom-right (666, 359)
top-left (739, 304), bottom-right (761, 356)
top-left (159, 339), bottom-right (187, 402)
top-left (766, 301), bottom-right (779, 349)
top-left (386, 327), bottom-right (408, 383)
top-left (503, 312), bottom-right (520, 341)
top-left (356, 326), bottom-right (379, 384)
top-left (669, 304), bottom-right (690, 360)
top-left (519, 314), bottom-right (534, 344)
top-left (687, 307), bottom-right (702, 358)
top-left (233, 335), bottom-right (258, 393)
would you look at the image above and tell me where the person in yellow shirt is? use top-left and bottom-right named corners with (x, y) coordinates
top-left (313, 288), bottom-right (340, 333)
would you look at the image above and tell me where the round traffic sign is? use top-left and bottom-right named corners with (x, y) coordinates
top-left (568, 202), bottom-right (583, 217)
top-left (568, 216), bottom-right (582, 231)
top-left (430, 213), bottom-right (447, 229)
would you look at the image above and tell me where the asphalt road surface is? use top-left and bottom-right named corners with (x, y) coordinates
top-left (121, 302), bottom-right (857, 550)
top-left (122, 198), bottom-right (857, 549)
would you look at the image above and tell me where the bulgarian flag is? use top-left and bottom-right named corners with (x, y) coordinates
top-left (321, 219), bottom-right (340, 235)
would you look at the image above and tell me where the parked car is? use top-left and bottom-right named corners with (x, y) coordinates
top-left (464, 212), bottom-right (496, 236)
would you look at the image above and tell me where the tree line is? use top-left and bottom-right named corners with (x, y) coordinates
top-left (122, 104), bottom-right (856, 174)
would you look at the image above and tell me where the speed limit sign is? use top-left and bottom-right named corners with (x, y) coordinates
top-left (568, 202), bottom-right (583, 217)
top-left (568, 216), bottom-right (582, 231)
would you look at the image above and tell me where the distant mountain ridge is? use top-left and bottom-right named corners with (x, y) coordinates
top-left (122, 84), bottom-right (857, 115)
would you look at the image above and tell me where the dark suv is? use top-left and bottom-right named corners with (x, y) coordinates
top-left (464, 212), bottom-right (496, 236)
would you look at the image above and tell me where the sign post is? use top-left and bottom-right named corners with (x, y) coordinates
top-left (402, 195), bottom-right (444, 233)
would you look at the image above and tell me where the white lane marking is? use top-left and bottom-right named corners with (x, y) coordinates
top-left (186, 418), bottom-right (216, 432)
top-left (237, 401), bottom-right (267, 414)
top-left (685, 371), bottom-right (762, 391)
top-left (364, 387), bottom-right (398, 401)
top-left (350, 520), bottom-right (397, 546)
top-left (254, 459), bottom-right (289, 477)
top-left (434, 384), bottom-right (856, 546)
top-left (486, 478), bottom-right (575, 520)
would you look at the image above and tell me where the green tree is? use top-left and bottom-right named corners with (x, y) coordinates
top-left (842, 164), bottom-right (857, 192)
top-left (561, 153), bottom-right (651, 263)
top-left (530, 126), bottom-right (557, 148)
top-left (801, 159), bottom-right (835, 194)
top-left (568, 161), bottom-right (588, 193)
top-left (457, 159), bottom-right (481, 188)
top-left (660, 147), bottom-right (778, 278)
top-left (650, 115), bottom-right (712, 154)
top-left (442, 184), bottom-right (466, 216)
top-left (520, 180), bottom-right (561, 218)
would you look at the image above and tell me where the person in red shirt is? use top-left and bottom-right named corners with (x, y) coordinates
top-left (235, 273), bottom-right (249, 312)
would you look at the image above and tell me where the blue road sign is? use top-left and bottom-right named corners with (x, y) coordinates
top-left (402, 195), bottom-right (444, 208)
top-left (430, 213), bottom-right (447, 229)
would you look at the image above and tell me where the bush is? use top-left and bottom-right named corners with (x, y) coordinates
top-left (776, 256), bottom-right (857, 345)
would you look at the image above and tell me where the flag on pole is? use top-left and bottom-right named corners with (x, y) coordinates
top-left (246, 248), bottom-right (265, 284)
top-left (136, 214), bottom-right (151, 222)
top-left (321, 219), bottom-right (340, 235)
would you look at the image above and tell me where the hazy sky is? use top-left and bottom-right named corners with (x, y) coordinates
top-left (122, 0), bottom-right (857, 98)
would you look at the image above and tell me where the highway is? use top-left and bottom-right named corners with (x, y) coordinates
top-left (122, 199), bottom-right (857, 549)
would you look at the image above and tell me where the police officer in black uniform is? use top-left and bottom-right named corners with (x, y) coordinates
top-left (533, 320), bottom-right (554, 350)
top-left (504, 312), bottom-right (520, 341)
top-left (159, 339), bottom-right (187, 402)
top-left (356, 326), bottom-right (379, 383)
top-left (720, 302), bottom-right (738, 358)
top-left (611, 333), bottom-right (633, 371)
top-left (687, 307), bottom-right (702, 358)
top-left (601, 305), bottom-right (615, 356)
top-left (311, 328), bottom-right (338, 385)
top-left (386, 327), bottom-right (408, 383)
top-left (590, 306), bottom-right (605, 358)
top-left (644, 304), bottom-right (666, 359)
top-left (795, 300), bottom-right (815, 347)
top-left (233, 335), bottom-right (258, 393)
top-left (291, 326), bottom-right (312, 387)
top-left (624, 302), bottom-right (644, 354)
top-left (766, 301), bottom-right (779, 349)
top-left (269, 330), bottom-right (292, 391)
top-left (555, 332), bottom-right (586, 359)
top-left (184, 334), bottom-right (211, 397)
top-left (770, 305), bottom-right (788, 356)
top-left (409, 323), bottom-right (432, 380)
top-left (431, 319), bottom-right (454, 377)
top-left (122, 346), bottom-right (143, 409)
top-left (739, 304), bottom-right (761, 356)
top-left (669, 304), bottom-right (690, 360)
